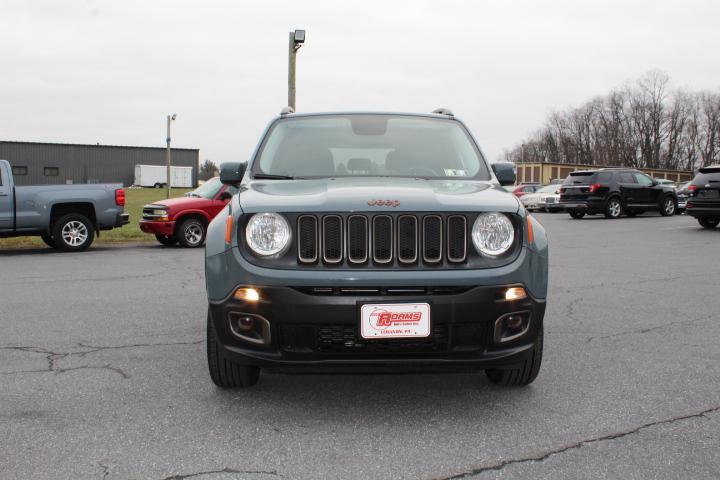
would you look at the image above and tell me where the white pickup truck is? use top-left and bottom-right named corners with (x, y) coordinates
top-left (0, 159), bottom-right (129, 251)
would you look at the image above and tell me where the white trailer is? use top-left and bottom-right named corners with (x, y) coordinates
top-left (134, 164), bottom-right (193, 188)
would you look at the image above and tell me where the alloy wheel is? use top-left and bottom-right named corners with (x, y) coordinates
top-left (664, 198), bottom-right (675, 215)
top-left (184, 224), bottom-right (203, 246)
top-left (61, 221), bottom-right (88, 247)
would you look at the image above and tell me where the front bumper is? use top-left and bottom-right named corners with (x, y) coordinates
top-left (139, 219), bottom-right (176, 236)
top-left (209, 284), bottom-right (545, 372)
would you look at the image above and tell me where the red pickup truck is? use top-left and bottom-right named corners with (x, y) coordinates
top-left (139, 177), bottom-right (237, 247)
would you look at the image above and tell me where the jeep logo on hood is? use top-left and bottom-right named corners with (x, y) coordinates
top-left (367, 199), bottom-right (400, 207)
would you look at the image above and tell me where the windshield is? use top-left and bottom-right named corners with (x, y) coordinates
top-left (189, 177), bottom-right (223, 199)
top-left (253, 114), bottom-right (491, 180)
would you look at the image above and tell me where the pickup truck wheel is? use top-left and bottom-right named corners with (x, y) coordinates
top-left (207, 309), bottom-right (260, 388)
top-left (569, 210), bottom-right (585, 219)
top-left (698, 218), bottom-right (720, 229)
top-left (52, 214), bottom-right (95, 252)
top-left (155, 234), bottom-right (177, 246)
top-left (660, 196), bottom-right (676, 216)
top-left (177, 218), bottom-right (206, 248)
top-left (486, 327), bottom-right (543, 386)
top-left (40, 234), bottom-right (57, 248)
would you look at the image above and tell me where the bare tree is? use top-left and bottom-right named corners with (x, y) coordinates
top-left (506, 71), bottom-right (719, 172)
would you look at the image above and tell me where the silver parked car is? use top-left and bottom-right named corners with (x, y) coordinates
top-left (521, 184), bottom-right (562, 212)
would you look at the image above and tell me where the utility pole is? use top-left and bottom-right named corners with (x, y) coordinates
top-left (287, 29), bottom-right (305, 110)
top-left (166, 114), bottom-right (176, 199)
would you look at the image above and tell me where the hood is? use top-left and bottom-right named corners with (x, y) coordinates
top-left (238, 177), bottom-right (520, 213)
top-left (149, 196), bottom-right (213, 211)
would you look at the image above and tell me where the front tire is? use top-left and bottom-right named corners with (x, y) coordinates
top-left (40, 233), bottom-right (57, 248)
top-left (660, 196), bottom-right (676, 216)
top-left (52, 213), bottom-right (95, 252)
top-left (486, 327), bottom-right (543, 386)
top-left (177, 218), bottom-right (206, 248)
top-left (698, 218), bottom-right (720, 229)
top-left (207, 309), bottom-right (260, 388)
top-left (155, 234), bottom-right (177, 246)
top-left (604, 197), bottom-right (623, 219)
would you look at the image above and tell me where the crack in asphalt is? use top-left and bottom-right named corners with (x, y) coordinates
top-left (584, 314), bottom-right (714, 344)
top-left (430, 405), bottom-right (720, 480)
top-left (75, 339), bottom-right (204, 354)
top-left (0, 339), bottom-right (202, 378)
top-left (159, 467), bottom-right (281, 479)
top-left (564, 297), bottom-right (580, 320)
top-left (99, 463), bottom-right (110, 479)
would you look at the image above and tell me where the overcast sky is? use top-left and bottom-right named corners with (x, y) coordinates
top-left (2, 0), bottom-right (719, 164)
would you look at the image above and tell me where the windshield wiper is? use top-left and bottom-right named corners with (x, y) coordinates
top-left (252, 173), bottom-right (296, 180)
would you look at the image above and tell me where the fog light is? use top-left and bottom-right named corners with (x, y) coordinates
top-left (505, 315), bottom-right (524, 330)
top-left (228, 312), bottom-right (271, 345)
top-left (236, 315), bottom-right (255, 331)
top-left (234, 287), bottom-right (260, 302)
top-left (494, 311), bottom-right (531, 344)
top-left (504, 287), bottom-right (527, 301)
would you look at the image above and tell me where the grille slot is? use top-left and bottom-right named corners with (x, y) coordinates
top-left (397, 215), bottom-right (418, 263)
top-left (297, 215), bottom-right (318, 263)
top-left (447, 215), bottom-right (467, 262)
top-left (322, 215), bottom-right (344, 264)
top-left (372, 215), bottom-right (393, 264)
top-left (347, 215), bottom-right (369, 263)
top-left (422, 215), bottom-right (442, 263)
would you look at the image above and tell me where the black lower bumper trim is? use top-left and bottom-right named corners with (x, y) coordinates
top-left (209, 284), bottom-right (545, 370)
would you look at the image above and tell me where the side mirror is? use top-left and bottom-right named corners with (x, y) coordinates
top-left (218, 190), bottom-right (233, 201)
top-left (219, 162), bottom-right (247, 185)
top-left (492, 162), bottom-right (517, 186)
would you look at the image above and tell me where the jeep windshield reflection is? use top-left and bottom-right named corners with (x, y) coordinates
top-left (253, 114), bottom-right (491, 180)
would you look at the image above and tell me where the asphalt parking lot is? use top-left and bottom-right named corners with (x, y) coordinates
top-left (1, 212), bottom-right (719, 480)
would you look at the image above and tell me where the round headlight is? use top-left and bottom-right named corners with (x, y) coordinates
top-left (245, 213), bottom-right (291, 256)
top-left (472, 213), bottom-right (515, 256)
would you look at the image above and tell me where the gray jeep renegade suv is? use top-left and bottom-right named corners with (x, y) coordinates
top-left (204, 110), bottom-right (549, 388)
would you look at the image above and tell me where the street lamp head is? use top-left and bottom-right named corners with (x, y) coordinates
top-left (293, 29), bottom-right (305, 44)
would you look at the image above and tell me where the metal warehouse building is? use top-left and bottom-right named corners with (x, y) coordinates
top-left (0, 141), bottom-right (199, 187)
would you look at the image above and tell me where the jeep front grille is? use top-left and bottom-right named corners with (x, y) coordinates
top-left (297, 213), bottom-right (468, 266)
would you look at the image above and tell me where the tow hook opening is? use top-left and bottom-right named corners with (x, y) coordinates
top-left (494, 311), bottom-right (531, 344)
top-left (228, 312), bottom-right (271, 345)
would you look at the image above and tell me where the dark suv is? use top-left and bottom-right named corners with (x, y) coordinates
top-left (686, 165), bottom-right (720, 229)
top-left (559, 168), bottom-right (678, 219)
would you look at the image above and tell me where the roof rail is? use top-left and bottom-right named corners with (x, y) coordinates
top-left (280, 106), bottom-right (295, 116)
top-left (432, 108), bottom-right (454, 117)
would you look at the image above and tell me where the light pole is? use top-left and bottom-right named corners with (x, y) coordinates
top-left (287, 29), bottom-right (305, 110)
top-left (166, 113), bottom-right (176, 199)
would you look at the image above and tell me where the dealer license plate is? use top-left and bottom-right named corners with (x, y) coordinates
top-left (360, 303), bottom-right (431, 339)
